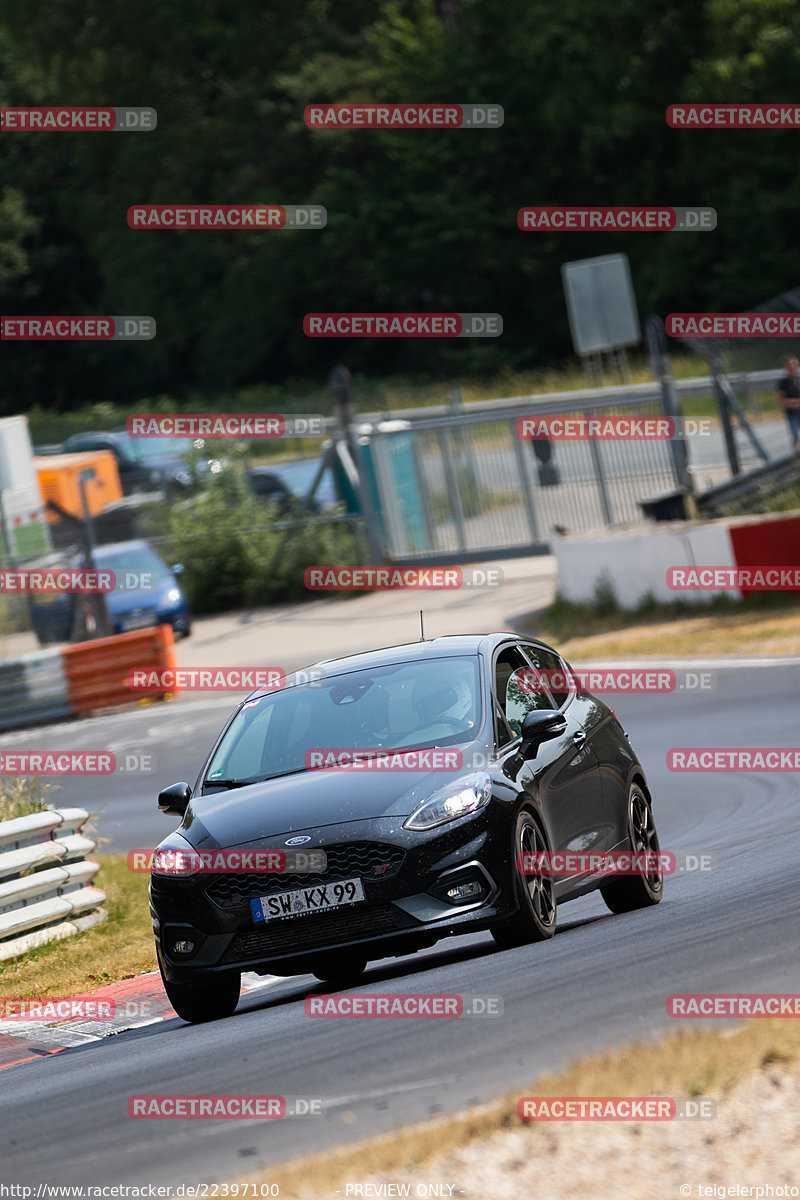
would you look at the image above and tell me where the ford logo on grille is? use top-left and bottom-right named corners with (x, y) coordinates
top-left (284, 835), bottom-right (311, 846)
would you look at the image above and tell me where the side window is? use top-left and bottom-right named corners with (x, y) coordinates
top-left (494, 646), bottom-right (555, 742)
top-left (522, 644), bottom-right (573, 708)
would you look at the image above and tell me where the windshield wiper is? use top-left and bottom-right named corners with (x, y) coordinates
top-left (204, 766), bottom-right (310, 789)
top-left (203, 778), bottom-right (257, 790)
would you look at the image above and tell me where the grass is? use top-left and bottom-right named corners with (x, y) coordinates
top-left (0, 854), bottom-right (155, 998)
top-left (527, 587), bottom-right (800, 659)
top-left (231, 1015), bottom-right (800, 1197)
top-left (0, 776), bottom-right (54, 823)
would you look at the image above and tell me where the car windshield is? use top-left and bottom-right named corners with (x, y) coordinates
top-left (122, 434), bottom-right (193, 462)
top-left (92, 543), bottom-right (171, 582)
top-left (204, 656), bottom-right (481, 785)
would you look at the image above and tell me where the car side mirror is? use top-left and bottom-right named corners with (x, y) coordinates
top-left (502, 709), bottom-right (567, 782)
top-left (158, 781), bottom-right (192, 815)
top-left (519, 709), bottom-right (567, 759)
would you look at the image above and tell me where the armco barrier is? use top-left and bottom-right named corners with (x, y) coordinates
top-left (0, 624), bottom-right (178, 731)
top-left (0, 808), bottom-right (105, 961)
top-left (62, 623), bottom-right (177, 715)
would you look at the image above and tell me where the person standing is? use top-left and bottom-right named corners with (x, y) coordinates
top-left (776, 355), bottom-right (800, 451)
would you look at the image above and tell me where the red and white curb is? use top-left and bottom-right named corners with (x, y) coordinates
top-left (0, 971), bottom-right (281, 1070)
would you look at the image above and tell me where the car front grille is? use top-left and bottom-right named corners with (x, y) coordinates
top-left (222, 903), bottom-right (417, 962)
top-left (205, 842), bottom-right (407, 910)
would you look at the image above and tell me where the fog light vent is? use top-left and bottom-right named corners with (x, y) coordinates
top-left (173, 939), bottom-right (195, 954)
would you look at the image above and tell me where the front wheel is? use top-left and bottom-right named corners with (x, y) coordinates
top-left (491, 810), bottom-right (557, 949)
top-left (600, 782), bottom-right (663, 913)
top-left (160, 961), bottom-right (241, 1023)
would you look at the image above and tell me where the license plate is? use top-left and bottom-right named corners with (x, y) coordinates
top-left (250, 878), bottom-right (365, 923)
top-left (122, 612), bottom-right (156, 630)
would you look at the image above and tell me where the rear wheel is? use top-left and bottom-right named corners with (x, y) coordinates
top-left (160, 961), bottom-right (241, 1023)
top-left (311, 953), bottom-right (368, 986)
top-left (600, 782), bottom-right (663, 913)
top-left (491, 810), bottom-right (557, 949)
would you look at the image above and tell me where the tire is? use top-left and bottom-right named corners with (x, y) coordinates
top-left (311, 953), bottom-right (368, 986)
top-left (600, 782), bottom-right (663, 913)
top-left (160, 962), bottom-right (241, 1023)
top-left (491, 809), bottom-right (557, 949)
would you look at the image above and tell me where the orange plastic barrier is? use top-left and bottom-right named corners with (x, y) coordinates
top-left (62, 624), bottom-right (179, 715)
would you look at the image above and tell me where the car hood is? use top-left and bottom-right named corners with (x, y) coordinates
top-left (104, 580), bottom-right (177, 613)
top-left (181, 741), bottom-right (492, 848)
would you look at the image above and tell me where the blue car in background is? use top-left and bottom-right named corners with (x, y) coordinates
top-left (92, 540), bottom-right (191, 638)
top-left (30, 539), bottom-right (191, 645)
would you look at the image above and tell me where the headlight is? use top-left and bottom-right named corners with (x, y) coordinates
top-left (403, 772), bottom-right (492, 831)
top-left (165, 587), bottom-right (182, 604)
top-left (151, 847), bottom-right (202, 876)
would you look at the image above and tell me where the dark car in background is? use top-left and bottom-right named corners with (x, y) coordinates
top-left (151, 632), bottom-right (662, 1023)
top-left (59, 431), bottom-right (222, 496)
top-left (246, 457), bottom-right (338, 514)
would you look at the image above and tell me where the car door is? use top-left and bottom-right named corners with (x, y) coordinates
top-left (492, 644), bottom-right (604, 869)
top-left (520, 641), bottom-right (619, 854)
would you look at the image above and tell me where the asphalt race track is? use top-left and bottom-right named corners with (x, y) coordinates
top-left (1, 663), bottom-right (799, 1184)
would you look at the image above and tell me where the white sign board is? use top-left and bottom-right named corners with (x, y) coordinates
top-left (561, 254), bottom-right (641, 355)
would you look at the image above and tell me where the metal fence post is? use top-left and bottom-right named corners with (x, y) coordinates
top-left (586, 416), bottom-right (613, 526)
top-left (436, 428), bottom-right (468, 552)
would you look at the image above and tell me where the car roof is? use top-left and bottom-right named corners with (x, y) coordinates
top-left (245, 632), bottom-right (553, 700)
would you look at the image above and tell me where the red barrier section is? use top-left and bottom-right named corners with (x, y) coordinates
top-left (62, 624), bottom-right (179, 714)
top-left (728, 512), bottom-right (800, 598)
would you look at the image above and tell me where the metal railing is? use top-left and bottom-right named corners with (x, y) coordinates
top-left (361, 370), bottom-right (788, 562)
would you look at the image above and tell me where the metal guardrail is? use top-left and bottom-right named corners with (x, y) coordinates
top-left (358, 369), bottom-right (784, 426)
top-left (0, 808), bottom-right (105, 961)
top-left (357, 369), bottom-right (787, 562)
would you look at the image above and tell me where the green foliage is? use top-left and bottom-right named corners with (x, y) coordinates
top-left (0, 777), bottom-right (54, 823)
top-left (2, 0), bottom-right (800, 409)
top-left (154, 469), bottom-right (361, 612)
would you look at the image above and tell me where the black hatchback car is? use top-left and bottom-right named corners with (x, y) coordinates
top-left (151, 633), bottom-right (662, 1022)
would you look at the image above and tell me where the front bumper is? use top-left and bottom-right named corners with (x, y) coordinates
top-left (151, 813), bottom-right (511, 981)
